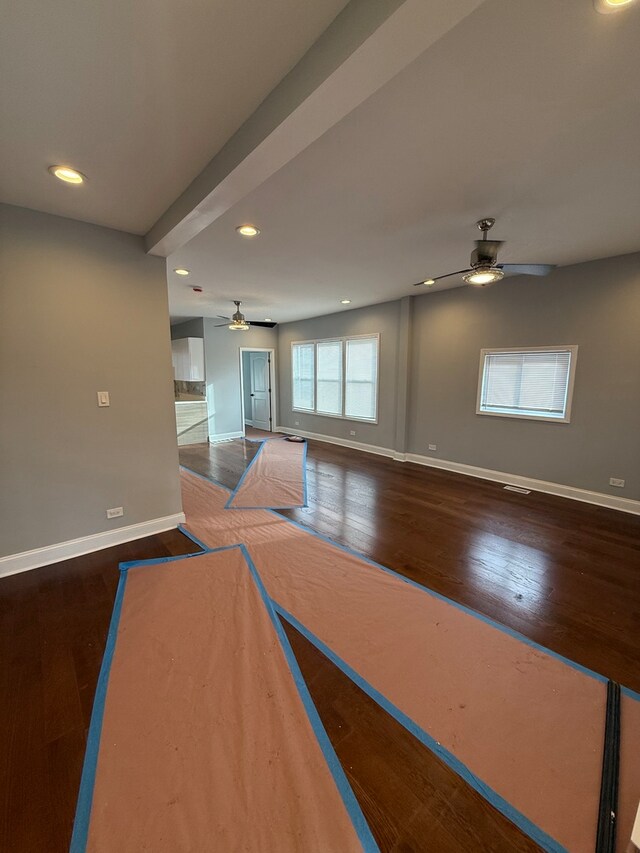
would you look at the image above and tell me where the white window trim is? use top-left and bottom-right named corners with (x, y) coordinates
top-left (476, 345), bottom-right (578, 424)
top-left (291, 333), bottom-right (380, 424)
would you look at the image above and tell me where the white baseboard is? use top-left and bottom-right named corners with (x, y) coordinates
top-left (244, 419), bottom-right (254, 427)
top-left (0, 512), bottom-right (187, 579)
top-left (406, 453), bottom-right (640, 515)
top-left (277, 425), bottom-right (400, 460)
top-left (277, 425), bottom-right (640, 515)
top-left (209, 431), bottom-right (244, 443)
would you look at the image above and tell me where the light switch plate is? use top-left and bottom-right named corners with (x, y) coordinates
top-left (97, 391), bottom-right (110, 407)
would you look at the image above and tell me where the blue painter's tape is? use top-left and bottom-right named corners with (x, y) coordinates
top-left (177, 524), bottom-right (212, 553)
top-left (302, 438), bottom-right (309, 507)
top-left (622, 685), bottom-right (640, 702)
top-left (70, 542), bottom-right (377, 852)
top-left (224, 438), bottom-right (308, 510)
top-left (117, 528), bottom-right (210, 572)
top-left (274, 604), bottom-right (567, 853)
top-left (70, 571), bottom-right (129, 853)
top-left (263, 507), bottom-right (609, 686)
top-left (180, 464), bottom-right (232, 493)
top-left (118, 543), bottom-right (253, 575)
top-left (224, 440), bottom-right (268, 508)
top-left (179, 464), bottom-right (633, 692)
top-left (238, 544), bottom-right (379, 852)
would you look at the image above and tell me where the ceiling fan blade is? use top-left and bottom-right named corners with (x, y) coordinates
top-left (216, 314), bottom-right (231, 320)
top-left (213, 322), bottom-right (230, 327)
top-left (413, 269), bottom-right (472, 286)
top-left (248, 321), bottom-right (277, 328)
top-left (499, 264), bottom-right (556, 276)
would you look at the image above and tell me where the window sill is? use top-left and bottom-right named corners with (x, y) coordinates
top-left (476, 409), bottom-right (570, 424)
top-left (292, 408), bottom-right (378, 425)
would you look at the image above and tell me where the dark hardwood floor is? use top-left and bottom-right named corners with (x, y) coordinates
top-left (2, 435), bottom-right (639, 851)
top-left (182, 436), bottom-right (640, 690)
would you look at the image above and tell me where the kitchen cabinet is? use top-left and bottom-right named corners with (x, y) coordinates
top-left (171, 337), bottom-right (205, 381)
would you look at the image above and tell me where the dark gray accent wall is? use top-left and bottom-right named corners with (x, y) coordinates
top-left (408, 252), bottom-right (640, 500)
top-left (0, 204), bottom-right (183, 558)
top-left (170, 318), bottom-right (204, 339)
top-left (277, 299), bottom-right (401, 449)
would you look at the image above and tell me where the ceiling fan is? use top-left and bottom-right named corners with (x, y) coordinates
top-left (413, 219), bottom-right (556, 288)
top-left (213, 301), bottom-right (276, 331)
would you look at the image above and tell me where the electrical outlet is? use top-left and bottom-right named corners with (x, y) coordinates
top-left (428, 444), bottom-right (437, 451)
top-left (106, 506), bottom-right (124, 519)
top-left (350, 430), bottom-right (356, 436)
top-left (294, 420), bottom-right (300, 426)
top-left (609, 478), bottom-right (625, 488)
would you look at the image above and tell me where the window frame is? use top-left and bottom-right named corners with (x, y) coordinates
top-left (291, 333), bottom-right (380, 424)
top-left (476, 345), bottom-right (578, 424)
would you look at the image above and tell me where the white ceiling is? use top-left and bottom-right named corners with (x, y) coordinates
top-left (168, 0), bottom-right (640, 324)
top-left (0, 0), bottom-right (349, 234)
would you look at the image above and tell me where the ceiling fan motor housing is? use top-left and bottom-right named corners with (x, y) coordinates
top-left (471, 239), bottom-right (503, 268)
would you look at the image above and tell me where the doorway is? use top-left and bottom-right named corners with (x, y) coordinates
top-left (240, 348), bottom-right (276, 434)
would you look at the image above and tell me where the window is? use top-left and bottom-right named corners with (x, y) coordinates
top-left (477, 346), bottom-right (578, 423)
top-left (345, 337), bottom-right (378, 421)
top-left (316, 341), bottom-right (342, 415)
top-left (292, 343), bottom-right (315, 411)
top-left (292, 335), bottom-right (379, 422)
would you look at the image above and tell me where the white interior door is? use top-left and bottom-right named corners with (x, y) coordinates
top-left (249, 352), bottom-right (271, 431)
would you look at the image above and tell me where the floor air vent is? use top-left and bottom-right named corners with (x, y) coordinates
top-left (503, 485), bottom-right (531, 495)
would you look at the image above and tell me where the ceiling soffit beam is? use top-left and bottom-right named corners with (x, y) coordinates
top-left (145, 0), bottom-right (486, 257)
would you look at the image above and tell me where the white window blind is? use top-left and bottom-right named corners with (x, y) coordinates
top-left (316, 341), bottom-right (343, 415)
top-left (345, 337), bottom-right (378, 421)
top-left (478, 348), bottom-right (577, 421)
top-left (291, 335), bottom-right (379, 422)
top-left (292, 343), bottom-right (315, 411)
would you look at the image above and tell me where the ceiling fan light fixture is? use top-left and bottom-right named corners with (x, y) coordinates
top-left (229, 322), bottom-right (250, 331)
top-left (463, 266), bottom-right (504, 287)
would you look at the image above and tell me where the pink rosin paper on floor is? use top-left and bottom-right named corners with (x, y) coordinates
top-left (181, 469), bottom-right (640, 853)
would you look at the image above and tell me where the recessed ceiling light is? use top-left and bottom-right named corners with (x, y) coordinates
top-left (48, 165), bottom-right (85, 184)
top-left (594, 0), bottom-right (636, 12)
top-left (340, 299), bottom-right (351, 304)
top-left (174, 268), bottom-right (190, 276)
top-left (264, 318), bottom-right (272, 322)
top-left (424, 279), bottom-right (435, 286)
top-left (236, 224), bottom-right (260, 237)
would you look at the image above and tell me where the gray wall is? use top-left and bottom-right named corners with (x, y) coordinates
top-left (408, 252), bottom-right (640, 500)
top-left (277, 300), bottom-right (402, 448)
top-left (203, 321), bottom-right (277, 438)
top-left (0, 204), bottom-right (183, 558)
top-left (275, 252), bottom-right (639, 501)
top-left (170, 318), bottom-right (204, 339)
